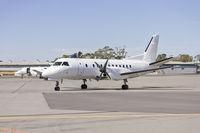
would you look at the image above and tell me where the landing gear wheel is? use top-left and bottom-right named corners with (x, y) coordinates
top-left (122, 79), bottom-right (128, 90)
top-left (81, 84), bottom-right (87, 89)
top-left (55, 86), bottom-right (60, 91)
top-left (55, 81), bottom-right (60, 91)
top-left (81, 79), bottom-right (87, 89)
top-left (122, 85), bottom-right (128, 90)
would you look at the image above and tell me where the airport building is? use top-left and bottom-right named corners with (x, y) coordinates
top-left (160, 61), bottom-right (200, 74)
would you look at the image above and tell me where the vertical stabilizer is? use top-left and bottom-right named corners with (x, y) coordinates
top-left (143, 35), bottom-right (159, 62)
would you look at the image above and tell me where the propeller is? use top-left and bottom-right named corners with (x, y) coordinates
top-left (95, 59), bottom-right (111, 79)
top-left (26, 67), bottom-right (31, 76)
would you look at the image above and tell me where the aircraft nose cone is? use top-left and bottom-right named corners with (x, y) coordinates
top-left (41, 71), bottom-right (48, 78)
top-left (42, 67), bottom-right (64, 79)
top-left (42, 67), bottom-right (58, 78)
top-left (42, 70), bottom-right (53, 78)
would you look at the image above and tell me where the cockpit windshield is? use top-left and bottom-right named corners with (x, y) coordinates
top-left (53, 61), bottom-right (69, 66)
top-left (62, 62), bottom-right (69, 66)
top-left (53, 62), bottom-right (62, 66)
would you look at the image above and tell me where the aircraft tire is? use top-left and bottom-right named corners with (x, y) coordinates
top-left (122, 85), bottom-right (128, 90)
top-left (81, 84), bottom-right (87, 89)
top-left (55, 87), bottom-right (60, 91)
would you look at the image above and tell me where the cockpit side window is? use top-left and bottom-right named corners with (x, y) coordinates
top-left (62, 62), bottom-right (69, 66)
top-left (53, 62), bottom-right (62, 66)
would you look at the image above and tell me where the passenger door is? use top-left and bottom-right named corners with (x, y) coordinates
top-left (77, 60), bottom-right (84, 78)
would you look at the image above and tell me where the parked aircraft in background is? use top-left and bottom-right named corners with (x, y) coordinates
top-left (15, 67), bottom-right (48, 78)
top-left (42, 35), bottom-right (175, 91)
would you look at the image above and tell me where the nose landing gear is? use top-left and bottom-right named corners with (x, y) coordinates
top-left (122, 79), bottom-right (128, 90)
top-left (55, 81), bottom-right (60, 91)
top-left (81, 79), bottom-right (87, 89)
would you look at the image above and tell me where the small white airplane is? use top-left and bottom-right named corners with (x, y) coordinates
top-left (15, 67), bottom-right (48, 78)
top-left (42, 35), bottom-right (174, 91)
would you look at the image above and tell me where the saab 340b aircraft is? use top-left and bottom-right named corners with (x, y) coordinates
top-left (42, 35), bottom-right (174, 91)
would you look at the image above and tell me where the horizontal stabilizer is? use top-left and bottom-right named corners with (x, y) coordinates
top-left (149, 57), bottom-right (174, 66)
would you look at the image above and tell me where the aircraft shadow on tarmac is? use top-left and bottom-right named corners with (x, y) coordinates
top-left (60, 86), bottom-right (191, 91)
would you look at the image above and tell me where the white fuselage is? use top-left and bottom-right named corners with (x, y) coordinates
top-left (42, 58), bottom-right (154, 80)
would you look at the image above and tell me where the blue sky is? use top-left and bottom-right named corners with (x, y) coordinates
top-left (0, 0), bottom-right (200, 61)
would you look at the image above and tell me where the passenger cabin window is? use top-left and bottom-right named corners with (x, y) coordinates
top-left (119, 65), bottom-right (121, 67)
top-left (53, 62), bottom-right (62, 66)
top-left (123, 65), bottom-right (125, 68)
top-left (85, 64), bottom-right (88, 67)
top-left (116, 65), bottom-right (118, 67)
top-left (126, 65), bottom-right (128, 68)
top-left (108, 64), bottom-right (110, 67)
top-left (129, 65), bottom-right (132, 68)
top-left (112, 64), bottom-right (114, 67)
top-left (62, 62), bottom-right (69, 66)
top-left (93, 64), bottom-right (95, 67)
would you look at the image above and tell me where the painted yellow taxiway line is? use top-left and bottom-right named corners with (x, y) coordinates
top-left (0, 113), bottom-right (200, 120)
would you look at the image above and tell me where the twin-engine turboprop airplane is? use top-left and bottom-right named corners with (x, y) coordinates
top-left (42, 35), bottom-right (175, 91)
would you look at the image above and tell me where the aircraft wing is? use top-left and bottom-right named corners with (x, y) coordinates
top-left (149, 57), bottom-right (174, 66)
top-left (120, 66), bottom-right (172, 77)
top-left (106, 68), bottom-right (121, 80)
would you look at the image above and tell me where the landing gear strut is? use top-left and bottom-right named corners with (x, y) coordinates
top-left (122, 79), bottom-right (128, 90)
top-left (81, 79), bottom-right (87, 89)
top-left (55, 81), bottom-right (60, 91)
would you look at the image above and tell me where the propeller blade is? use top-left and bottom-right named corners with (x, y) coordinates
top-left (103, 59), bottom-right (109, 70)
top-left (94, 62), bottom-right (101, 68)
top-left (105, 72), bottom-right (111, 79)
top-left (99, 73), bottom-right (103, 78)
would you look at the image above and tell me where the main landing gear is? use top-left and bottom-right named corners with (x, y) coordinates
top-left (81, 79), bottom-right (87, 89)
top-left (55, 81), bottom-right (60, 91)
top-left (122, 79), bottom-right (128, 90)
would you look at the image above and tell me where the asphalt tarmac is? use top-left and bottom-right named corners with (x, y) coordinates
top-left (0, 75), bottom-right (200, 133)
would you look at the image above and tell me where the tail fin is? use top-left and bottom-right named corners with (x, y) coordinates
top-left (143, 35), bottom-right (159, 62)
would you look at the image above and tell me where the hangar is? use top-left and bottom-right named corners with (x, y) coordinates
top-left (160, 61), bottom-right (200, 74)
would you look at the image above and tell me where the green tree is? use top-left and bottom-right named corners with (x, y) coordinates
top-left (52, 57), bottom-right (60, 62)
top-left (115, 46), bottom-right (127, 59)
top-left (62, 55), bottom-right (70, 58)
top-left (77, 51), bottom-right (83, 58)
top-left (52, 45), bottom-right (128, 61)
top-left (174, 54), bottom-right (193, 62)
top-left (156, 54), bottom-right (167, 61)
top-left (94, 46), bottom-right (116, 59)
top-left (82, 53), bottom-right (91, 58)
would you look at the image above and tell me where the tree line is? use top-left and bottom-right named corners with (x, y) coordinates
top-left (53, 45), bottom-right (200, 63)
top-left (1, 46), bottom-right (199, 63)
top-left (156, 53), bottom-right (200, 62)
top-left (53, 46), bottom-right (127, 62)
